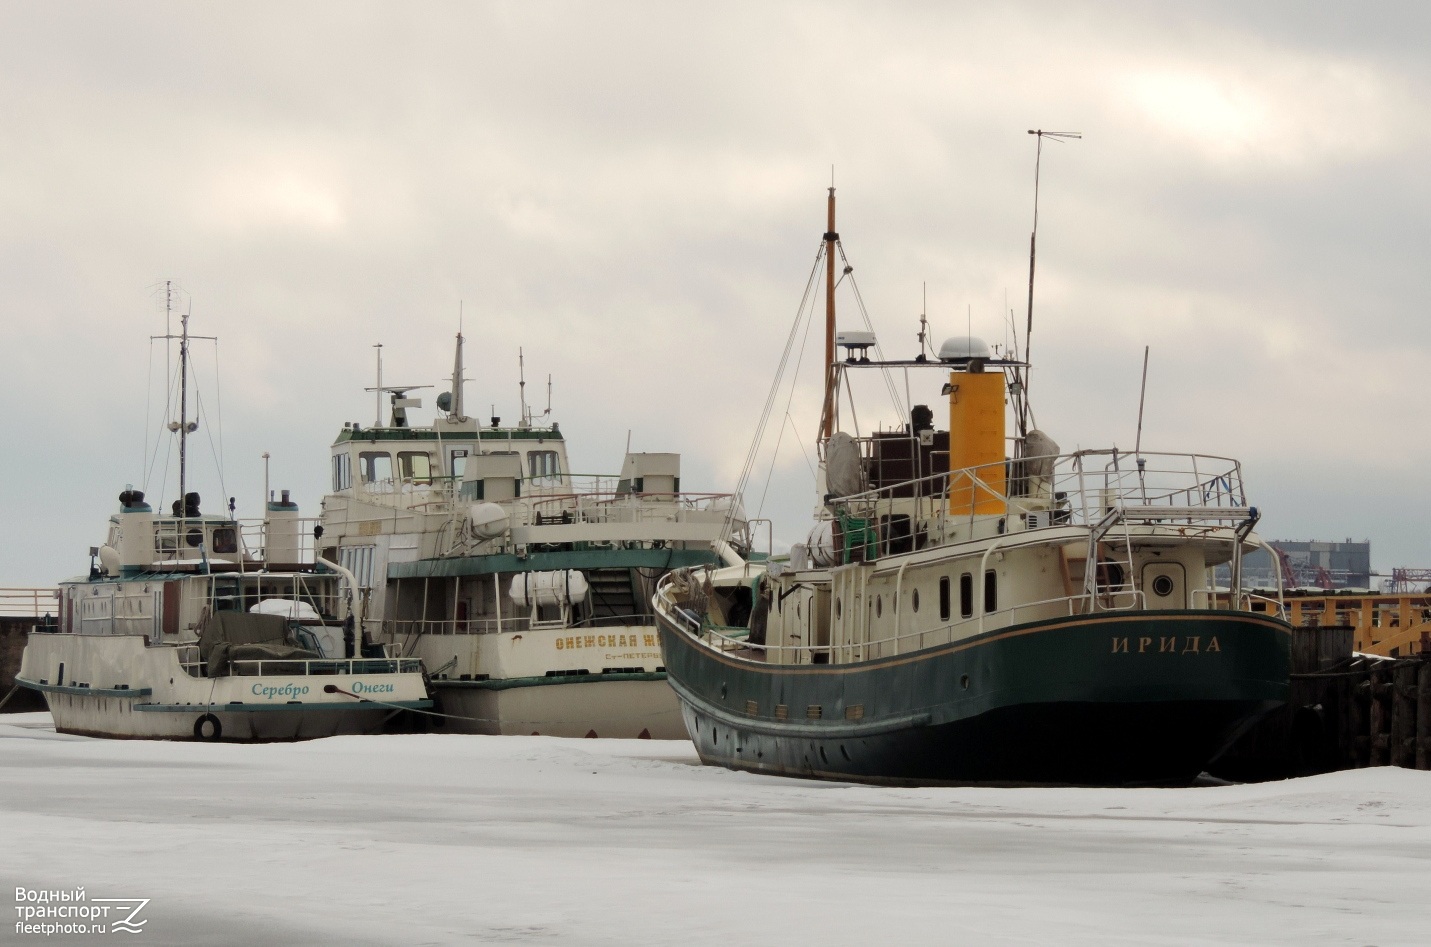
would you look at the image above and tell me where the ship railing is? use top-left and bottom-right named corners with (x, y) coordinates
top-left (384, 617), bottom-right (534, 639)
top-left (226, 657), bottom-right (423, 676)
top-left (177, 645), bottom-right (421, 677)
top-left (354, 473), bottom-right (734, 515)
top-left (234, 518), bottom-right (323, 566)
top-left (827, 450), bottom-right (1247, 563)
top-left (0, 587), bottom-right (58, 618)
top-left (657, 570), bottom-right (1272, 667)
top-left (839, 450), bottom-right (1244, 522)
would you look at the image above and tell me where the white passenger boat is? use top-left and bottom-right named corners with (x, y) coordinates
top-left (317, 334), bottom-right (746, 738)
top-left (18, 308), bottom-right (430, 740)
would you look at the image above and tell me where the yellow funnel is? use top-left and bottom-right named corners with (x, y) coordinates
top-left (947, 370), bottom-right (1006, 515)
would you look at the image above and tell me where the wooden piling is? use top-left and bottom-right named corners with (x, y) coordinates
top-left (1418, 662), bottom-right (1431, 771)
top-left (1369, 667), bottom-right (1388, 766)
top-left (1391, 666), bottom-right (1416, 767)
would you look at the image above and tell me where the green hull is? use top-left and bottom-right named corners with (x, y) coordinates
top-left (658, 610), bottom-right (1291, 786)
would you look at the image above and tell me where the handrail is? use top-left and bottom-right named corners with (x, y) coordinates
top-left (0, 588), bottom-right (58, 618)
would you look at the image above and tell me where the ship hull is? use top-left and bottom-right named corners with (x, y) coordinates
top-left (19, 633), bottom-right (431, 742)
top-left (431, 674), bottom-right (686, 738)
top-left (659, 610), bottom-right (1291, 786)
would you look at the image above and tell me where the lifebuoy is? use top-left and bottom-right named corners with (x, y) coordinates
top-left (194, 713), bottom-right (222, 740)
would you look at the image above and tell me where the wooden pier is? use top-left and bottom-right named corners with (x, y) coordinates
top-left (1211, 625), bottom-right (1431, 781)
top-left (0, 588), bottom-right (58, 713)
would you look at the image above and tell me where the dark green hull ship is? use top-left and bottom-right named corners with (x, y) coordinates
top-left (658, 610), bottom-right (1291, 786)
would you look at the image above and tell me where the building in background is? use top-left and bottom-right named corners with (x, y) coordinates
top-left (1234, 540), bottom-right (1373, 590)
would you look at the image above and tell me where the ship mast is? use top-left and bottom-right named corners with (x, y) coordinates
top-left (177, 309), bottom-right (191, 503)
top-left (152, 282), bottom-right (210, 512)
top-left (1021, 129), bottom-right (1080, 439)
top-left (820, 186), bottom-right (838, 439)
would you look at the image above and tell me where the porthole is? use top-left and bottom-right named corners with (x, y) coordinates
top-left (911, 589), bottom-right (920, 613)
top-left (960, 674), bottom-right (970, 690)
top-left (1151, 575), bottom-right (1175, 597)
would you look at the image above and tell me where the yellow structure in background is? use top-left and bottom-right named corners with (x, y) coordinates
top-left (947, 369), bottom-right (1006, 516)
top-left (1251, 594), bottom-right (1431, 657)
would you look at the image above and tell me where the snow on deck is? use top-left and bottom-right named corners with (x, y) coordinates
top-left (3, 712), bottom-right (1429, 946)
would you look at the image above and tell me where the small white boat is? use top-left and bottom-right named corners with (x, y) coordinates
top-left (18, 306), bottom-right (430, 740)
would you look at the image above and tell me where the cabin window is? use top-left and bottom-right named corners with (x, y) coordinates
top-left (448, 449), bottom-right (468, 479)
top-left (959, 573), bottom-right (973, 618)
top-left (359, 451), bottom-right (393, 483)
top-left (984, 570), bottom-right (998, 613)
top-left (875, 595), bottom-right (883, 618)
top-left (939, 577), bottom-right (951, 622)
top-left (398, 451), bottom-right (432, 485)
top-left (528, 450), bottom-right (561, 484)
top-left (211, 527), bottom-right (237, 554)
top-left (911, 588), bottom-right (919, 613)
top-left (332, 453), bottom-right (352, 491)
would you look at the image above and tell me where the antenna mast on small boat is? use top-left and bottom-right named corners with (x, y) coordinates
top-left (373, 344), bottom-right (384, 426)
top-left (820, 182), bottom-right (838, 439)
top-left (152, 282), bottom-right (210, 512)
top-left (1021, 129), bottom-right (1080, 439)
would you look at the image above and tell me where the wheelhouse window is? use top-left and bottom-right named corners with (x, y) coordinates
top-left (332, 453), bottom-right (352, 491)
top-left (528, 450), bottom-right (561, 484)
top-left (359, 451), bottom-right (393, 483)
top-left (398, 451), bottom-right (432, 484)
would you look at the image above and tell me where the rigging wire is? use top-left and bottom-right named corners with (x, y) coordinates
top-left (722, 247), bottom-right (826, 543)
top-left (836, 242), bottom-right (908, 423)
top-left (755, 275), bottom-right (822, 518)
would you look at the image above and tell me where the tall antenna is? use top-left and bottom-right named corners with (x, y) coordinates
top-left (152, 300), bottom-right (212, 512)
top-left (916, 282), bottom-right (930, 360)
top-left (450, 328), bottom-right (466, 420)
top-left (518, 347), bottom-right (528, 428)
top-left (1021, 128), bottom-right (1081, 439)
top-left (820, 185), bottom-right (838, 439)
top-left (372, 344), bottom-right (383, 426)
top-left (1135, 345), bottom-right (1151, 456)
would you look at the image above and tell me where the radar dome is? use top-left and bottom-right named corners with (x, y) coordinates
top-left (937, 336), bottom-right (992, 362)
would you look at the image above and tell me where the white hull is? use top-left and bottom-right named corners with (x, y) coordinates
top-left (19, 633), bottom-right (430, 742)
top-left (433, 677), bottom-right (685, 739)
top-left (406, 621), bottom-right (684, 737)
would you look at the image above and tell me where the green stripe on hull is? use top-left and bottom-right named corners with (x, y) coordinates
top-left (433, 671), bottom-right (667, 690)
top-left (390, 548), bottom-right (719, 579)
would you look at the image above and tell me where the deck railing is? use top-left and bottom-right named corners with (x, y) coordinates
top-left (0, 588), bottom-right (58, 618)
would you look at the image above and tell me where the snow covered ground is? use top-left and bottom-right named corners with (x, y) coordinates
top-left (3, 712), bottom-right (1428, 946)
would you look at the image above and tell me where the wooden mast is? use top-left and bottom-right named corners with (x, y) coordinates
top-left (820, 186), bottom-right (837, 439)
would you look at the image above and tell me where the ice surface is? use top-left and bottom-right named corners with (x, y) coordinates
top-left (3, 711), bottom-right (1428, 946)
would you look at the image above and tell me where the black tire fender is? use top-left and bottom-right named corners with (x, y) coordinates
top-left (194, 713), bottom-right (222, 741)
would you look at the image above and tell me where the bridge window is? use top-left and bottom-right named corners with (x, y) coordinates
top-left (332, 453), bottom-right (352, 491)
top-left (529, 450), bottom-right (561, 484)
top-left (359, 452), bottom-right (393, 483)
top-left (398, 451), bottom-right (432, 485)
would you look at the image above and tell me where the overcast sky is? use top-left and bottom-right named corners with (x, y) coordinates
top-left (2, 2), bottom-right (1428, 588)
